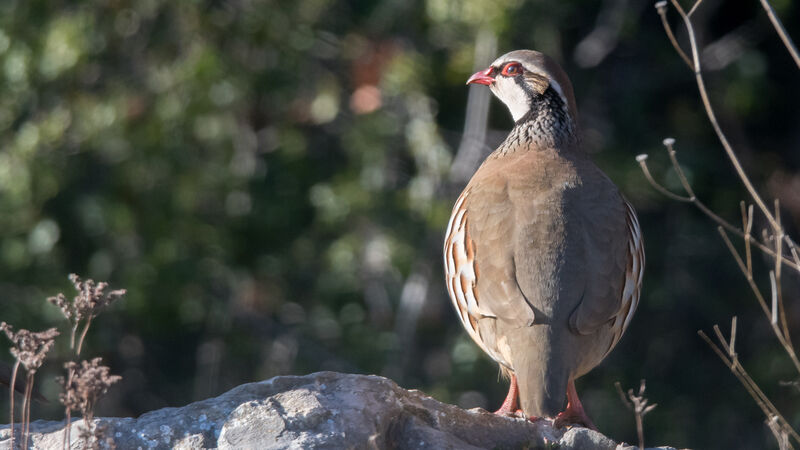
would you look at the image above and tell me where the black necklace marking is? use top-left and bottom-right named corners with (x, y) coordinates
top-left (495, 83), bottom-right (576, 155)
top-left (515, 83), bottom-right (569, 127)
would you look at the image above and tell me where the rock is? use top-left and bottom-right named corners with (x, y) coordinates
top-left (0, 371), bottom-right (676, 449)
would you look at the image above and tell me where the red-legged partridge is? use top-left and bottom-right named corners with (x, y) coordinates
top-left (444, 50), bottom-right (644, 429)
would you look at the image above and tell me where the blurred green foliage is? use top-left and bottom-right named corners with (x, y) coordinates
top-left (1, 0), bottom-right (799, 448)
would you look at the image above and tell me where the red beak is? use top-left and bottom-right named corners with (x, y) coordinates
top-left (466, 67), bottom-right (494, 86)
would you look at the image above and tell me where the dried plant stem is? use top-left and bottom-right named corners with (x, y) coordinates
top-left (699, 321), bottom-right (800, 446)
top-left (65, 308), bottom-right (95, 447)
top-left (636, 154), bottom-right (691, 202)
top-left (615, 380), bottom-right (656, 450)
top-left (63, 412), bottom-right (72, 450)
top-left (636, 416), bottom-right (644, 449)
top-left (742, 202), bottom-right (753, 277)
top-left (788, 238), bottom-right (800, 271)
top-left (667, 0), bottom-right (782, 234)
top-left (63, 369), bottom-right (75, 450)
top-left (23, 373), bottom-right (34, 449)
top-left (652, 2), bottom-right (800, 447)
top-left (58, 358), bottom-right (121, 449)
top-left (773, 200), bottom-right (792, 347)
top-left (655, 2), bottom-right (693, 69)
top-left (76, 315), bottom-right (92, 356)
top-left (686, 0), bottom-right (703, 17)
top-left (48, 275), bottom-right (126, 449)
top-left (70, 322), bottom-right (78, 351)
top-left (8, 360), bottom-right (19, 450)
top-left (653, 0), bottom-right (800, 273)
top-left (637, 149), bottom-right (800, 273)
top-left (758, 0), bottom-right (800, 70)
top-left (718, 227), bottom-right (800, 373)
top-left (0, 324), bottom-right (59, 450)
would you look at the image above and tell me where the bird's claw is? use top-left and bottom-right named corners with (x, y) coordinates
top-left (553, 410), bottom-right (597, 431)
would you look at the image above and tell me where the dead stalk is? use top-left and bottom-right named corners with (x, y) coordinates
top-left (668, 0), bottom-right (782, 233)
top-left (637, 145), bottom-right (799, 273)
top-left (47, 275), bottom-right (125, 449)
top-left (651, 0), bottom-right (800, 446)
top-left (699, 321), bottom-right (800, 446)
top-left (758, 0), bottom-right (800, 70)
top-left (615, 380), bottom-right (657, 450)
top-left (23, 373), bottom-right (34, 450)
top-left (655, 2), bottom-right (694, 69)
top-left (8, 360), bottom-right (19, 449)
top-left (76, 315), bottom-right (92, 357)
top-left (717, 226), bottom-right (800, 373)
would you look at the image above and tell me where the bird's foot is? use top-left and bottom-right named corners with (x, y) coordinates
top-left (494, 373), bottom-right (521, 417)
top-left (494, 407), bottom-right (525, 418)
top-left (553, 379), bottom-right (598, 430)
top-left (553, 408), bottom-right (597, 430)
top-left (494, 401), bottom-right (526, 418)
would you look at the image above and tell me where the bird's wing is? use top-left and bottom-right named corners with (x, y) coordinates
top-left (444, 177), bottom-right (536, 332)
top-left (567, 172), bottom-right (644, 353)
top-left (472, 182), bottom-right (541, 328)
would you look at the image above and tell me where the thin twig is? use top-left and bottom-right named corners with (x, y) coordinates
top-left (662, 139), bottom-right (758, 236)
top-left (76, 315), bottom-right (92, 357)
top-left (655, 2), bottom-right (694, 70)
top-left (787, 237), bottom-right (800, 268)
top-left (668, 0), bottom-right (783, 235)
top-left (64, 403), bottom-right (72, 450)
top-left (63, 367), bottom-right (75, 450)
top-left (636, 153), bottom-right (692, 202)
top-left (717, 227), bottom-right (800, 374)
top-left (770, 270), bottom-right (779, 325)
top-left (663, 138), bottom-right (695, 197)
top-left (655, 1), bottom-right (800, 446)
top-left (698, 332), bottom-right (749, 401)
top-left (741, 202), bottom-right (753, 276)
top-left (687, 0), bottom-right (704, 17)
top-left (699, 326), bottom-right (800, 445)
top-left (719, 227), bottom-right (750, 288)
top-left (729, 316), bottom-right (737, 362)
top-left (790, 245), bottom-right (800, 269)
top-left (767, 415), bottom-right (791, 450)
top-left (70, 322), bottom-right (78, 351)
top-left (638, 147), bottom-right (799, 273)
top-left (9, 360), bottom-right (19, 450)
top-left (23, 373), bottom-right (34, 450)
top-left (615, 380), bottom-right (656, 450)
top-left (774, 199), bottom-right (791, 345)
top-left (759, 0), bottom-right (800, 70)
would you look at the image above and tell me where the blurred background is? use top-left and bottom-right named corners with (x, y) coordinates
top-left (1, 0), bottom-right (799, 448)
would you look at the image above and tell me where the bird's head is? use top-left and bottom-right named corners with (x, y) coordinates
top-left (467, 50), bottom-right (578, 127)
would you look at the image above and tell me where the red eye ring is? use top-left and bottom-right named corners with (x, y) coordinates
top-left (501, 62), bottom-right (522, 76)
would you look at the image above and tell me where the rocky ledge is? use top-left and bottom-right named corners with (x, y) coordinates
top-left (0, 371), bottom-right (676, 449)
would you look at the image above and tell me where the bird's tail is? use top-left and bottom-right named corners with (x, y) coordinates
top-left (507, 327), bottom-right (568, 418)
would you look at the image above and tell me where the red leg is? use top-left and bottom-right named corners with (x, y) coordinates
top-left (494, 374), bottom-right (523, 416)
top-left (554, 379), bottom-right (597, 430)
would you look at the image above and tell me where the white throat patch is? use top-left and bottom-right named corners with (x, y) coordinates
top-left (489, 77), bottom-right (530, 121)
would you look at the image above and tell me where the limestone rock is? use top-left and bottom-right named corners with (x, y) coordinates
top-left (0, 371), bottom-right (675, 449)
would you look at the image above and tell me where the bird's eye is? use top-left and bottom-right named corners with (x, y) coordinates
top-left (501, 63), bottom-right (522, 76)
